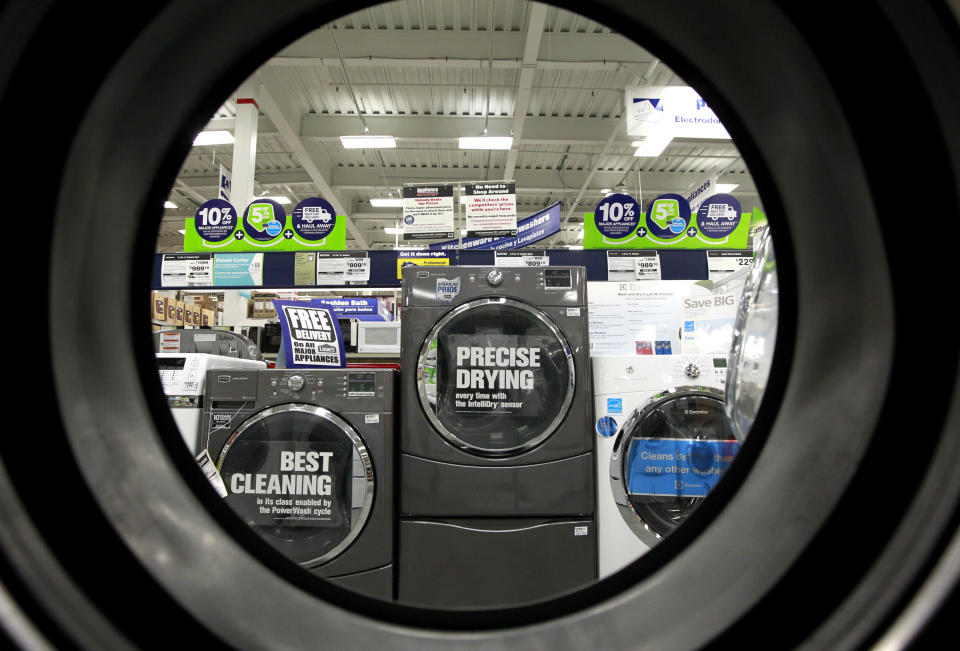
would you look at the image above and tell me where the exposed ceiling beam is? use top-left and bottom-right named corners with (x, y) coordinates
top-left (269, 31), bottom-right (651, 70)
top-left (176, 169), bottom-right (756, 196)
top-left (257, 82), bottom-right (368, 249)
top-left (504, 2), bottom-right (548, 181)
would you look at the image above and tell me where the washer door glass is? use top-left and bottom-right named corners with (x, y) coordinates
top-left (613, 390), bottom-right (739, 542)
top-left (418, 298), bottom-right (575, 456)
top-left (217, 405), bottom-right (374, 567)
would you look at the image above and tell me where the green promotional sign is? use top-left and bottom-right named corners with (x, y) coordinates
top-left (584, 192), bottom-right (751, 250)
top-left (184, 198), bottom-right (346, 252)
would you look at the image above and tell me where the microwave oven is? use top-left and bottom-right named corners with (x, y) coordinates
top-left (356, 321), bottom-right (401, 354)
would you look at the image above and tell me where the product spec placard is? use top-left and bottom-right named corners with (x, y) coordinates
top-left (707, 250), bottom-right (754, 281)
top-left (464, 181), bottom-right (517, 237)
top-left (161, 253), bottom-right (213, 287)
top-left (494, 250), bottom-right (549, 267)
top-left (402, 184), bottom-right (455, 240)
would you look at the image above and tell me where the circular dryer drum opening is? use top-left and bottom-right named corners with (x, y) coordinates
top-left (418, 297), bottom-right (575, 456)
top-left (610, 387), bottom-right (736, 545)
top-left (217, 404), bottom-right (374, 567)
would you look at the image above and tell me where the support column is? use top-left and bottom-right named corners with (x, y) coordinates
top-left (231, 85), bottom-right (259, 212)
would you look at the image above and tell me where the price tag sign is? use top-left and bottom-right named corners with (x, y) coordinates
top-left (495, 250), bottom-right (549, 267)
top-left (344, 255), bottom-right (371, 283)
top-left (707, 250), bottom-right (753, 281)
top-left (634, 251), bottom-right (662, 280)
top-left (161, 253), bottom-right (213, 287)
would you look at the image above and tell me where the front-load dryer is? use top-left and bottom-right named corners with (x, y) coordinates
top-left (200, 368), bottom-right (396, 600)
top-left (592, 355), bottom-right (734, 578)
top-left (398, 266), bottom-right (595, 608)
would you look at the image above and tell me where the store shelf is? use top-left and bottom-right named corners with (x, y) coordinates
top-left (152, 248), bottom-right (712, 290)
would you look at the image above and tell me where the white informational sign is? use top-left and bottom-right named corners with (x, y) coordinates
top-left (345, 255), bottom-right (371, 283)
top-left (587, 280), bottom-right (711, 356)
top-left (634, 251), bottom-right (662, 280)
top-left (625, 86), bottom-right (731, 139)
top-left (686, 174), bottom-right (719, 213)
top-left (402, 184), bottom-right (455, 240)
top-left (707, 250), bottom-right (754, 281)
top-left (607, 251), bottom-right (660, 281)
top-left (218, 164), bottom-right (232, 202)
top-left (159, 331), bottom-right (181, 352)
top-left (315, 255), bottom-right (347, 286)
top-left (495, 250), bottom-right (549, 267)
top-left (314, 252), bottom-right (369, 285)
top-left (464, 181), bottom-right (517, 237)
top-left (161, 253), bottom-right (213, 287)
top-left (195, 450), bottom-right (228, 498)
top-left (680, 291), bottom-right (739, 356)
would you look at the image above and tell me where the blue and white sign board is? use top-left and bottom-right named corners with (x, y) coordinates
top-left (626, 438), bottom-right (740, 498)
top-left (311, 298), bottom-right (392, 322)
top-left (625, 86), bottom-right (731, 140)
top-left (218, 165), bottom-right (232, 202)
top-left (430, 202), bottom-right (561, 251)
top-left (273, 300), bottom-right (346, 369)
top-left (213, 253), bottom-right (264, 286)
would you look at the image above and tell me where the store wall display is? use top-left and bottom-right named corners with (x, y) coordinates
top-left (183, 197), bottom-right (347, 252)
top-left (584, 192), bottom-right (751, 250)
top-left (430, 202), bottom-right (562, 251)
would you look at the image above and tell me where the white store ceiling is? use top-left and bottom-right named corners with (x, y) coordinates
top-left (157, 0), bottom-right (760, 252)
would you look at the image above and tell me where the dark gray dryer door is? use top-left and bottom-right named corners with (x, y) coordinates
top-left (418, 297), bottom-right (575, 457)
top-left (610, 388), bottom-right (740, 546)
top-left (216, 404), bottom-right (374, 568)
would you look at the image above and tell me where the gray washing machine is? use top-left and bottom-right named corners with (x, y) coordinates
top-left (399, 266), bottom-right (595, 608)
top-left (200, 368), bottom-right (396, 600)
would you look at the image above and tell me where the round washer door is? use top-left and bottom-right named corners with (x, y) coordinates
top-left (610, 387), bottom-right (738, 546)
top-left (418, 297), bottom-right (575, 456)
top-left (216, 404), bottom-right (374, 567)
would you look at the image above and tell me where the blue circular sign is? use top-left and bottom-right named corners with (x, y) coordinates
top-left (596, 416), bottom-right (618, 438)
top-left (594, 193), bottom-right (641, 239)
top-left (696, 194), bottom-right (742, 238)
top-left (645, 193), bottom-right (691, 240)
top-left (403, 214), bottom-right (415, 225)
top-left (193, 199), bottom-right (236, 243)
top-left (242, 199), bottom-right (286, 242)
top-left (291, 197), bottom-right (336, 240)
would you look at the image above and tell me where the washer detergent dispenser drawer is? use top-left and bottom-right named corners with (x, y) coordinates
top-left (610, 388), bottom-right (739, 546)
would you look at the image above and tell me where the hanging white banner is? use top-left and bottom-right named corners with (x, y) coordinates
top-left (625, 86), bottom-right (731, 139)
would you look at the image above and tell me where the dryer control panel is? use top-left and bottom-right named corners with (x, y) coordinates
top-left (259, 370), bottom-right (384, 402)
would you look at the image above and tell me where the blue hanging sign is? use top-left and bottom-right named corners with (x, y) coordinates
top-left (273, 300), bottom-right (346, 368)
top-left (430, 202), bottom-right (562, 250)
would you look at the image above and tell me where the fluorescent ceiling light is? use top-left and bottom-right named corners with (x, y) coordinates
top-left (577, 230), bottom-right (584, 240)
top-left (177, 229), bottom-right (186, 235)
top-left (458, 136), bottom-right (513, 150)
top-left (340, 135), bottom-right (397, 149)
top-left (716, 183), bottom-right (740, 193)
top-left (459, 196), bottom-right (468, 204)
top-left (193, 130), bottom-right (234, 146)
top-left (460, 229), bottom-right (468, 235)
top-left (384, 227), bottom-right (403, 234)
top-left (600, 189), bottom-right (611, 194)
top-left (261, 196), bottom-right (291, 204)
top-left (370, 198), bottom-right (403, 207)
top-left (164, 201), bottom-right (177, 209)
top-left (566, 245), bottom-right (583, 250)
top-left (633, 133), bottom-right (673, 158)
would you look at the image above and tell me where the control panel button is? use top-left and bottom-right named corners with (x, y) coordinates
top-left (287, 375), bottom-right (305, 391)
top-left (486, 270), bottom-right (504, 286)
top-left (684, 363), bottom-right (702, 379)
